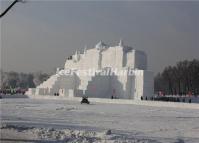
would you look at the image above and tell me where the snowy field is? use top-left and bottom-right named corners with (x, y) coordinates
top-left (1, 98), bottom-right (199, 143)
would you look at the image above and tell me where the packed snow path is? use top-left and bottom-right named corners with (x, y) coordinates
top-left (1, 98), bottom-right (199, 143)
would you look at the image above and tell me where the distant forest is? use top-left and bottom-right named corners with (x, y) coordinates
top-left (155, 59), bottom-right (199, 95)
top-left (0, 71), bottom-right (49, 89)
top-left (1, 59), bottom-right (199, 95)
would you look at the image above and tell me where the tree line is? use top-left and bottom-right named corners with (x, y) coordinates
top-left (154, 59), bottom-right (199, 95)
top-left (0, 70), bottom-right (49, 89)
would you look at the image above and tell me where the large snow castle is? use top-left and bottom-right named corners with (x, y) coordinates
top-left (26, 40), bottom-right (154, 100)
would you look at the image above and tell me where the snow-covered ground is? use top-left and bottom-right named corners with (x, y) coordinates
top-left (1, 98), bottom-right (199, 143)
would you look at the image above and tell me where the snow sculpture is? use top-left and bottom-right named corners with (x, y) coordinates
top-left (26, 40), bottom-right (154, 100)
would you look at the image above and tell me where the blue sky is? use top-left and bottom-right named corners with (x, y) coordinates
top-left (1, 1), bottom-right (199, 74)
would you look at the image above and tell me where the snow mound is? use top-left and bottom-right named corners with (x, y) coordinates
top-left (1, 124), bottom-right (158, 143)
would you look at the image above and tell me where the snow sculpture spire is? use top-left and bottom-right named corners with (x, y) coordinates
top-left (74, 50), bottom-right (80, 62)
top-left (75, 50), bottom-right (78, 56)
top-left (84, 45), bottom-right (87, 55)
top-left (95, 40), bottom-right (107, 50)
top-left (56, 68), bottom-right (60, 74)
top-left (119, 39), bottom-right (124, 47)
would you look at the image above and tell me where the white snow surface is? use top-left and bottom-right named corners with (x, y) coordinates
top-left (1, 98), bottom-right (199, 143)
